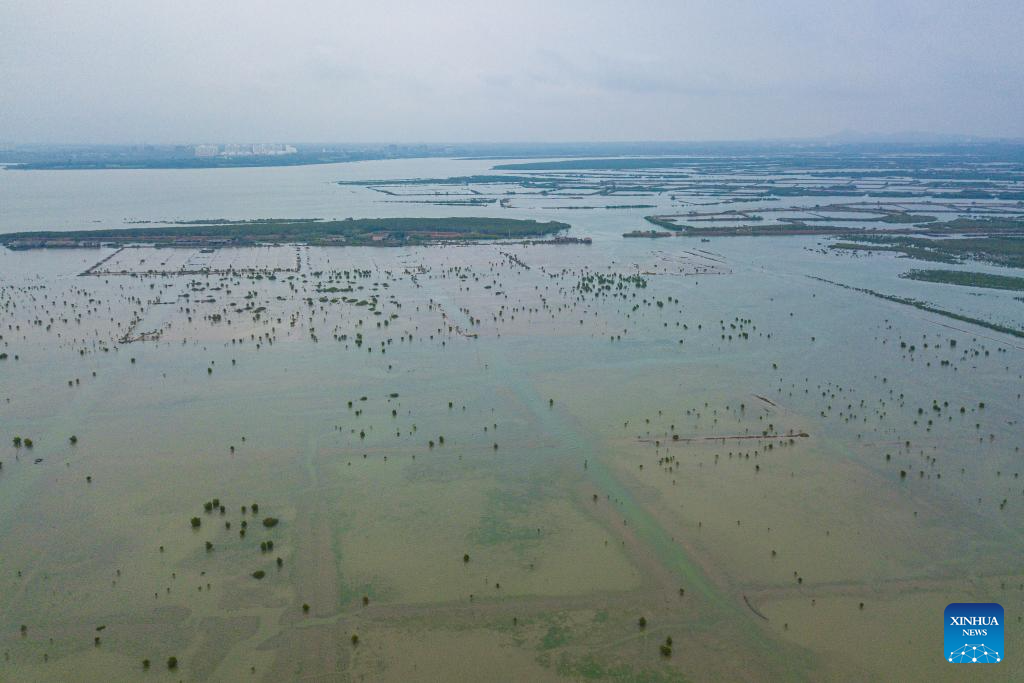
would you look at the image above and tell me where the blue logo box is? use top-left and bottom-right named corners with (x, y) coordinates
top-left (945, 603), bottom-right (1003, 663)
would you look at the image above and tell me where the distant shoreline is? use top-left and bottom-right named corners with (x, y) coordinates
top-left (4, 140), bottom-right (1022, 171)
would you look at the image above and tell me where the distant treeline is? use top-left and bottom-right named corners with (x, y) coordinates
top-left (0, 217), bottom-right (569, 249)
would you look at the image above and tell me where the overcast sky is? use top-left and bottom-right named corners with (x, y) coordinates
top-left (2, 0), bottom-right (1022, 143)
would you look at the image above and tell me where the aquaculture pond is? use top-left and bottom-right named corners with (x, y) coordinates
top-left (1, 154), bottom-right (1022, 681)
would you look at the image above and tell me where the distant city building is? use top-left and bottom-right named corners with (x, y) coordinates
top-left (194, 144), bottom-right (220, 157)
top-left (194, 143), bottom-right (297, 158)
top-left (251, 143), bottom-right (297, 156)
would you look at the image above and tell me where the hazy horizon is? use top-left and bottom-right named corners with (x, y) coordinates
top-left (6, 132), bottom-right (1024, 148)
top-left (3, 0), bottom-right (1022, 145)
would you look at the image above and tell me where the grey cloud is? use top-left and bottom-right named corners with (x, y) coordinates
top-left (1, 0), bottom-right (1021, 142)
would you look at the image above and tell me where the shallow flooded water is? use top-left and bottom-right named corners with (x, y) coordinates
top-left (1, 158), bottom-right (1022, 681)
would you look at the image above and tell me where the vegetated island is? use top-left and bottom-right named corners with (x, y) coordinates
top-left (0, 217), bottom-right (575, 250)
top-left (623, 230), bottom-right (673, 238)
top-left (644, 215), bottom-right (1024, 239)
top-left (644, 214), bottom-right (1024, 268)
top-left (900, 269), bottom-right (1024, 291)
top-left (829, 233), bottom-right (1024, 269)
